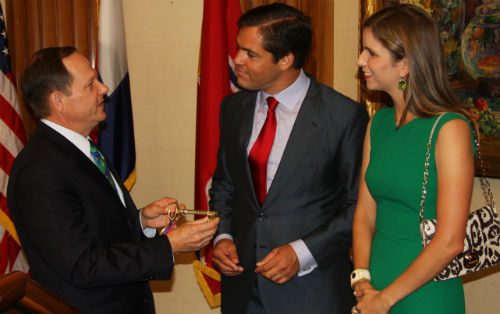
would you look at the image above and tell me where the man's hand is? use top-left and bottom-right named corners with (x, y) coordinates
top-left (255, 244), bottom-right (299, 284)
top-left (166, 217), bottom-right (219, 253)
top-left (212, 239), bottom-right (244, 276)
top-left (140, 197), bottom-right (182, 229)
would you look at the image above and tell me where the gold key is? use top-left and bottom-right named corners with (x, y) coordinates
top-left (174, 208), bottom-right (219, 218)
top-left (159, 203), bottom-right (218, 235)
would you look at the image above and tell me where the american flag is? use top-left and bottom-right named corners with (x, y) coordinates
top-left (0, 3), bottom-right (29, 276)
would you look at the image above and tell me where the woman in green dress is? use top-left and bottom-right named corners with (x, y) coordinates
top-left (351, 4), bottom-right (476, 314)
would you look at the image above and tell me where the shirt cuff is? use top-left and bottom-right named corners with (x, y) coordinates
top-left (290, 239), bottom-right (317, 276)
top-left (214, 233), bottom-right (233, 247)
top-left (139, 208), bottom-right (156, 238)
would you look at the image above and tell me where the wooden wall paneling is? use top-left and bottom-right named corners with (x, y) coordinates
top-left (240, 0), bottom-right (265, 13)
top-left (296, 0), bottom-right (334, 87)
top-left (282, 0), bottom-right (299, 8)
top-left (299, 1), bottom-right (316, 79)
top-left (40, 0), bottom-right (59, 47)
top-left (87, 0), bottom-right (98, 68)
top-left (5, 0), bottom-right (98, 138)
top-left (311, 0), bottom-right (334, 87)
top-left (55, 0), bottom-right (75, 47)
top-left (24, 0), bottom-right (42, 59)
top-left (72, 0), bottom-right (91, 60)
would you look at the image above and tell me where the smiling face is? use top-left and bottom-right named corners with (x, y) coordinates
top-left (59, 52), bottom-right (109, 136)
top-left (233, 26), bottom-right (288, 94)
top-left (357, 28), bottom-right (407, 99)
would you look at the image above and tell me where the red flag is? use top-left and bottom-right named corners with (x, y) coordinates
top-left (194, 0), bottom-right (240, 308)
top-left (0, 3), bottom-right (30, 276)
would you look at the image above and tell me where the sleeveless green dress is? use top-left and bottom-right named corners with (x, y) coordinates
top-left (365, 107), bottom-right (473, 314)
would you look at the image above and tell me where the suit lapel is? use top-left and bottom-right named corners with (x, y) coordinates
top-left (235, 92), bottom-right (260, 206)
top-left (230, 92), bottom-right (262, 208)
top-left (108, 165), bottom-right (137, 211)
top-left (36, 123), bottom-right (129, 211)
top-left (264, 80), bottom-right (324, 206)
top-left (237, 94), bottom-right (257, 156)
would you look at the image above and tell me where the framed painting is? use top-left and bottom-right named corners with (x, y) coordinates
top-left (359, 0), bottom-right (500, 177)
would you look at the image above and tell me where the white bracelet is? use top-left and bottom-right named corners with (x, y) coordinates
top-left (350, 268), bottom-right (371, 288)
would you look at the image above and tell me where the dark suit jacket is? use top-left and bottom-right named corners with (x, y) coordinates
top-left (7, 122), bottom-right (174, 314)
top-left (209, 78), bottom-right (369, 314)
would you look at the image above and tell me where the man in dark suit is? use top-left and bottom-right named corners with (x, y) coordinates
top-left (7, 46), bottom-right (219, 314)
top-left (210, 3), bottom-right (369, 314)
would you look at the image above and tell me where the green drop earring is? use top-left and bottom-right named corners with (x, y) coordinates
top-left (398, 78), bottom-right (407, 91)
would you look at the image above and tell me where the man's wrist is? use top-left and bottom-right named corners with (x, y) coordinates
top-left (289, 240), bottom-right (317, 276)
top-left (213, 233), bottom-right (233, 247)
top-left (138, 208), bottom-right (156, 238)
top-left (139, 208), bottom-right (147, 227)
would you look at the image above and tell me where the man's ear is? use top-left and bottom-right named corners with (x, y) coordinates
top-left (49, 91), bottom-right (65, 114)
top-left (278, 53), bottom-right (295, 71)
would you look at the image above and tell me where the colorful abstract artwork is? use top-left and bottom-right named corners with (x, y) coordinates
top-left (362, 0), bottom-right (500, 177)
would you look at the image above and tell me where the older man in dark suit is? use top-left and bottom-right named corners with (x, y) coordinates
top-left (7, 46), bottom-right (219, 314)
top-left (210, 3), bottom-right (369, 314)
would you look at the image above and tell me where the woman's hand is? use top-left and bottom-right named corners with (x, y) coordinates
top-left (353, 280), bottom-right (374, 302)
top-left (355, 288), bottom-right (392, 314)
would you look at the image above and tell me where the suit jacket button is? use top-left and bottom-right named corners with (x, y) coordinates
top-left (257, 212), bottom-right (264, 220)
top-left (127, 220), bottom-right (134, 227)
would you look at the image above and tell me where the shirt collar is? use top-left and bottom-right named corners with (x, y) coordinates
top-left (257, 69), bottom-right (310, 110)
top-left (41, 119), bottom-right (92, 158)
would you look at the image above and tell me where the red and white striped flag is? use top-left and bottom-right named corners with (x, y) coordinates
top-left (194, 0), bottom-right (241, 308)
top-left (0, 3), bottom-right (29, 276)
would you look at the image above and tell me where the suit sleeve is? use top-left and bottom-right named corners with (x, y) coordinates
top-left (9, 161), bottom-right (175, 289)
top-left (303, 98), bottom-right (369, 269)
top-left (209, 97), bottom-right (235, 237)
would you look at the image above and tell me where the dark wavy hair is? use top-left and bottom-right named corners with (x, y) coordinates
top-left (20, 46), bottom-right (76, 118)
top-left (363, 4), bottom-right (472, 127)
top-left (238, 3), bottom-right (312, 69)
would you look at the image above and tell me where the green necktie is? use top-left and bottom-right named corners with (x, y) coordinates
top-left (89, 140), bottom-right (117, 192)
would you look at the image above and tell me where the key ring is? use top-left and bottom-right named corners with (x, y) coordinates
top-left (160, 203), bottom-right (178, 235)
top-left (166, 202), bottom-right (178, 221)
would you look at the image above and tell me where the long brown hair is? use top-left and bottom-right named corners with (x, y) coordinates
top-left (363, 4), bottom-right (473, 127)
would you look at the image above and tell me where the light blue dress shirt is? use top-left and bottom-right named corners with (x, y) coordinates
top-left (215, 70), bottom-right (318, 276)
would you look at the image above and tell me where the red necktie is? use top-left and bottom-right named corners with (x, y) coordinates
top-left (249, 96), bottom-right (279, 206)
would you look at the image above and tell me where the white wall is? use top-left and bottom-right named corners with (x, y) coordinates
top-left (123, 1), bottom-right (216, 313)
top-left (122, 1), bottom-right (499, 313)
